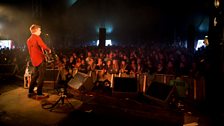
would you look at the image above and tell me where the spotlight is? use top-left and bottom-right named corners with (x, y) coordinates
top-left (214, 0), bottom-right (220, 8)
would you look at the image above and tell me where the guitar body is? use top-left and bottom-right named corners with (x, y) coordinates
top-left (43, 49), bottom-right (57, 63)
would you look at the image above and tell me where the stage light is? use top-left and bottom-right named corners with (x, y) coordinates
top-left (97, 39), bottom-right (112, 46)
top-left (195, 40), bottom-right (206, 50)
top-left (214, 0), bottom-right (220, 8)
top-left (0, 40), bottom-right (14, 49)
top-left (95, 22), bottom-right (113, 34)
top-left (66, 0), bottom-right (78, 7)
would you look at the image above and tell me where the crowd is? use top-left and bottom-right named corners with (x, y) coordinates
top-left (0, 42), bottom-right (207, 80)
top-left (0, 42), bottom-right (210, 102)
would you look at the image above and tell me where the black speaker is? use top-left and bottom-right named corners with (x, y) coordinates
top-left (44, 69), bottom-right (60, 83)
top-left (112, 77), bottom-right (138, 98)
top-left (68, 72), bottom-right (93, 93)
top-left (0, 64), bottom-right (17, 77)
top-left (99, 27), bottom-right (106, 47)
top-left (144, 82), bottom-right (175, 106)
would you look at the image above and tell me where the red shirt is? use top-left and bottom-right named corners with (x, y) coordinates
top-left (27, 34), bottom-right (50, 67)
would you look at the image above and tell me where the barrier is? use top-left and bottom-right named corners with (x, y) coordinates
top-left (71, 68), bottom-right (206, 102)
top-left (140, 73), bottom-right (206, 102)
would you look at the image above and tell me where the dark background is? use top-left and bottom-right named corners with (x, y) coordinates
top-left (0, 0), bottom-right (211, 47)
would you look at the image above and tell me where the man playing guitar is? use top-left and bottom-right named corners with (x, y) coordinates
top-left (27, 24), bottom-right (51, 100)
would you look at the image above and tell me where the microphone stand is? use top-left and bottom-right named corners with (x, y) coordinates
top-left (49, 88), bottom-right (73, 112)
top-left (42, 87), bottom-right (74, 112)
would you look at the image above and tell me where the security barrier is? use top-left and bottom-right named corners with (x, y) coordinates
top-left (21, 65), bottom-right (206, 102)
top-left (87, 70), bottom-right (206, 101)
top-left (16, 62), bottom-right (206, 101)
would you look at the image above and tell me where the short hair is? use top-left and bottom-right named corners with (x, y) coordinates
top-left (29, 24), bottom-right (41, 33)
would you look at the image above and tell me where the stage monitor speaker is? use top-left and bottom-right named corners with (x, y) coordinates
top-left (144, 82), bottom-right (175, 106)
top-left (112, 77), bottom-right (138, 98)
top-left (44, 69), bottom-right (60, 84)
top-left (68, 72), bottom-right (93, 93)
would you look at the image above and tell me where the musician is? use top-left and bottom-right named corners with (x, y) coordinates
top-left (27, 24), bottom-right (51, 99)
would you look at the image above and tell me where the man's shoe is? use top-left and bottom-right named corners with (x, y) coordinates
top-left (28, 93), bottom-right (36, 98)
top-left (36, 93), bottom-right (49, 100)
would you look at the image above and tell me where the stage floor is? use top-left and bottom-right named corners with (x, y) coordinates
top-left (0, 77), bottom-right (217, 126)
